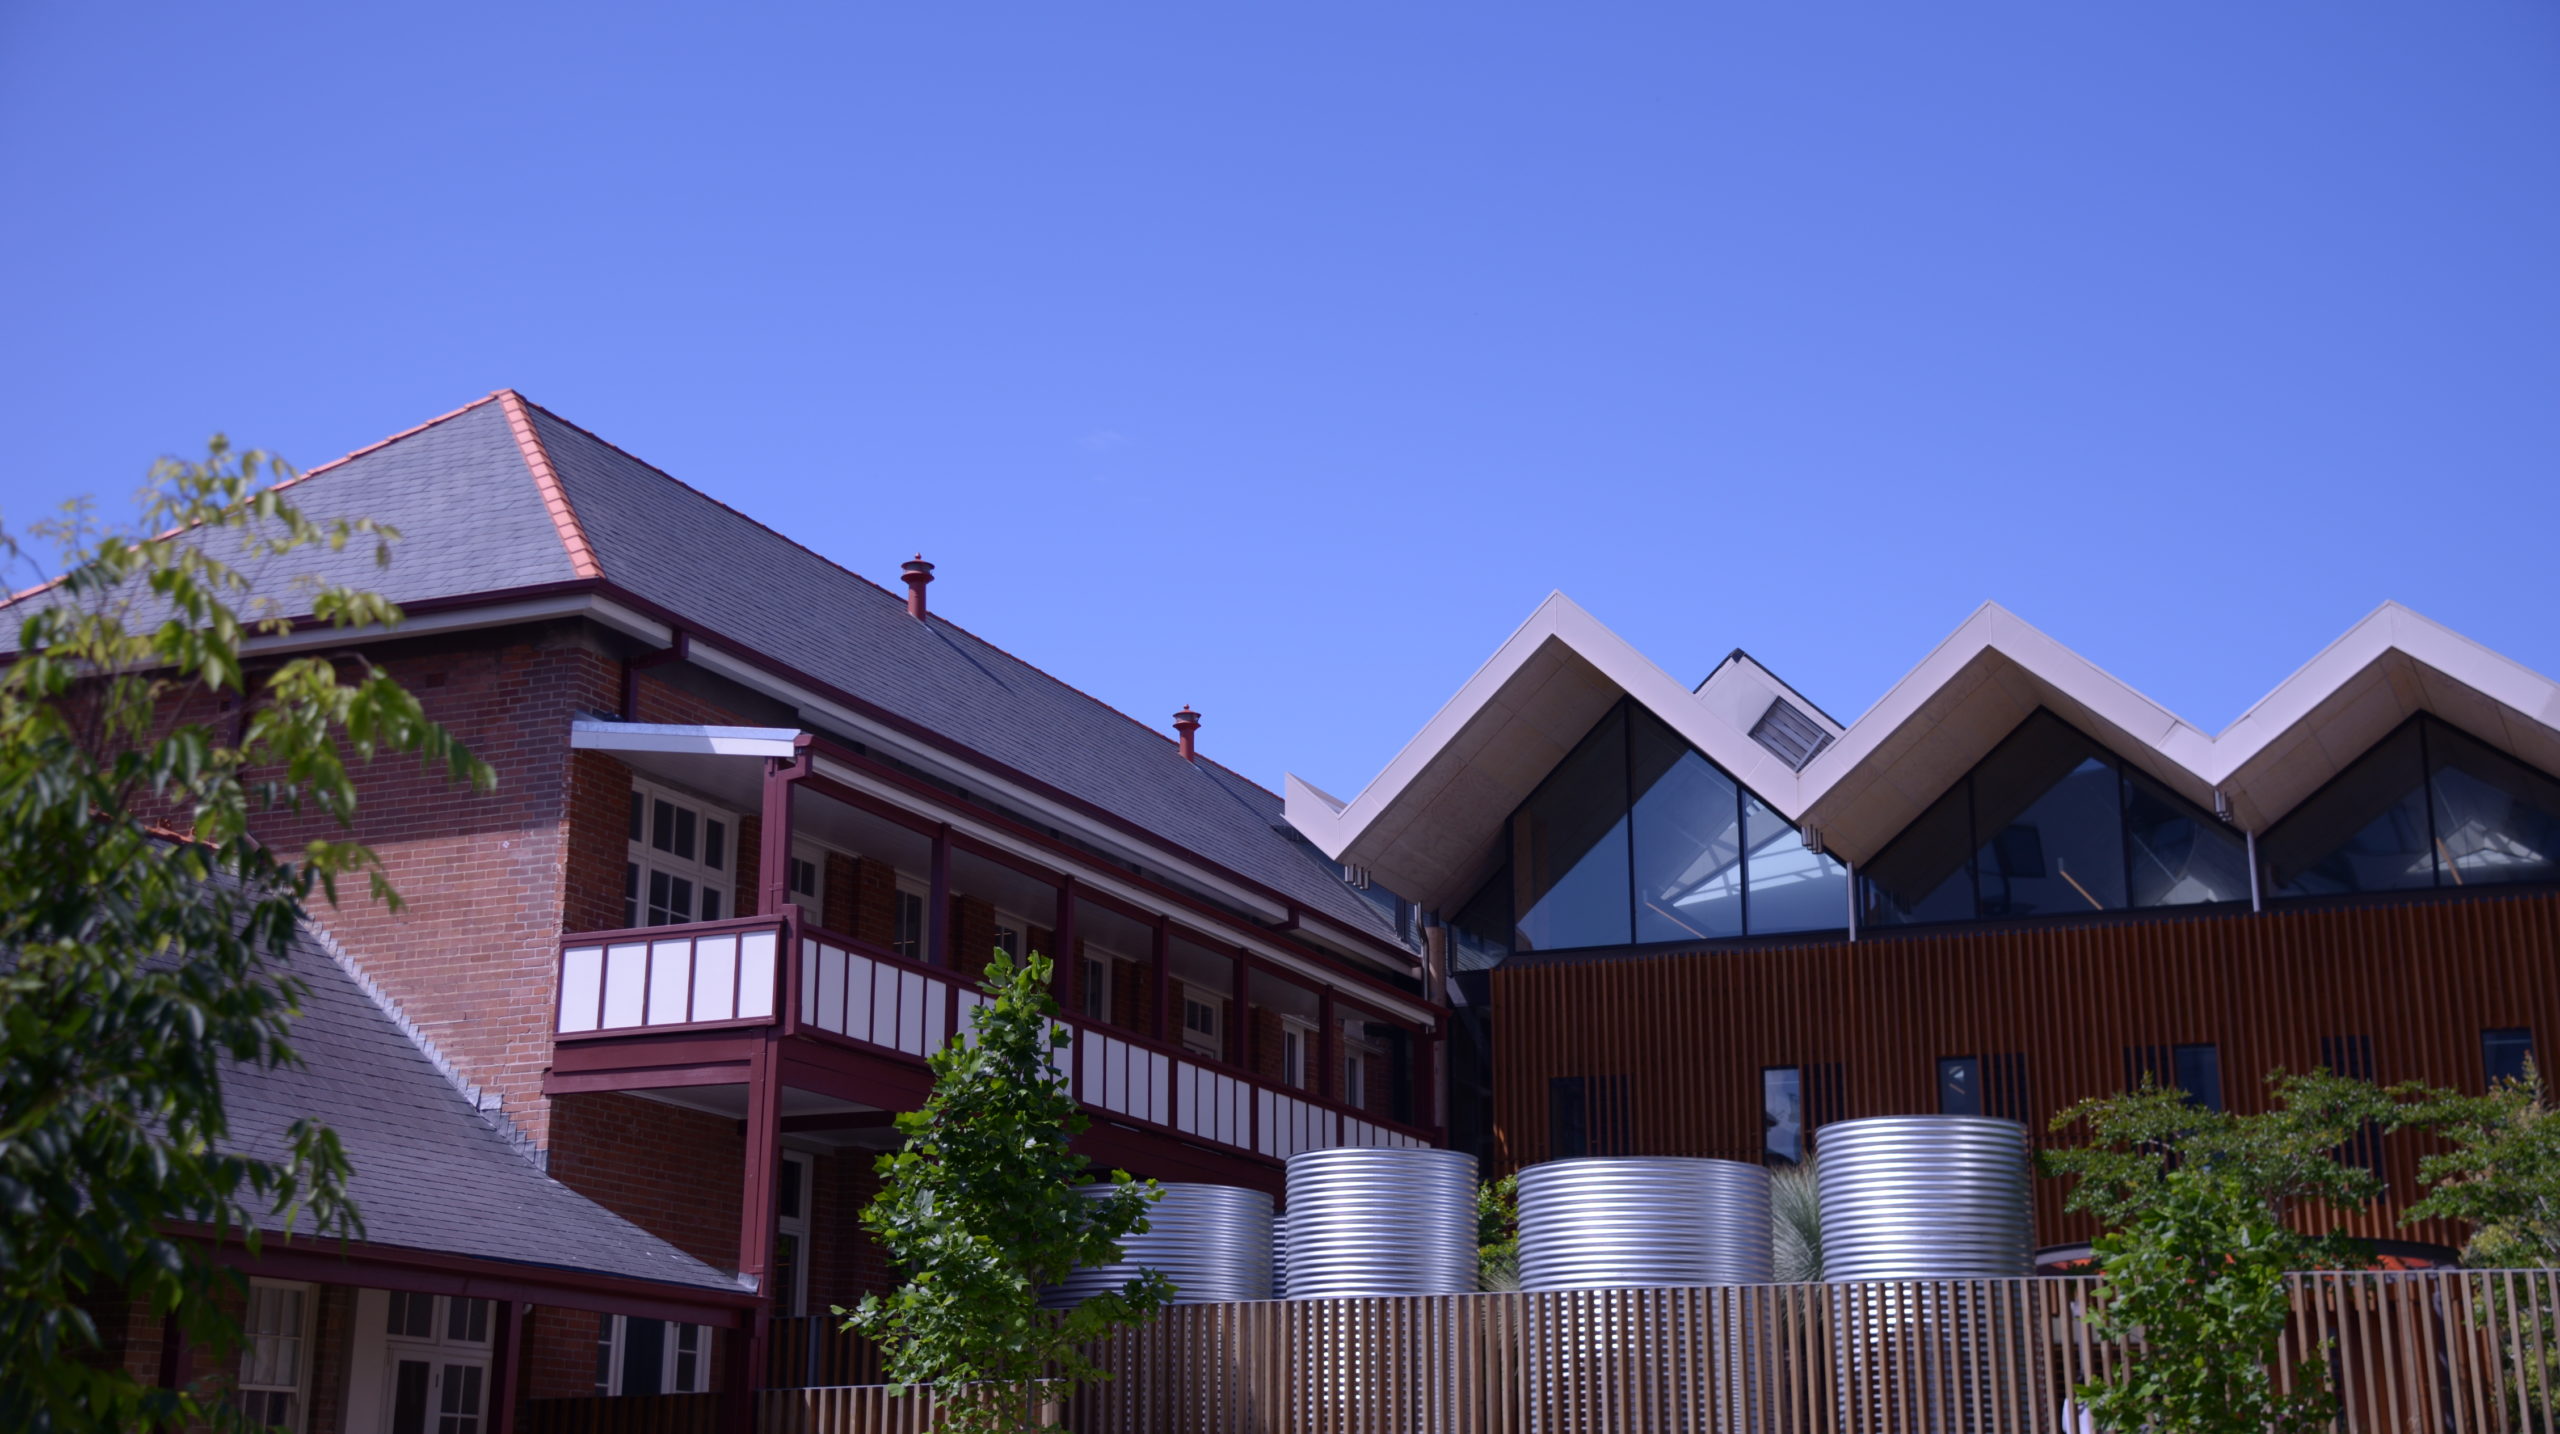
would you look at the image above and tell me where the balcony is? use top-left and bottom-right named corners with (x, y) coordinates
top-left (550, 912), bottom-right (1435, 1169)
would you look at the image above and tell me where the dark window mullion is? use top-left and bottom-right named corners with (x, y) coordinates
top-left (1618, 699), bottom-right (1638, 948)
top-left (2419, 716), bottom-right (2442, 888)
top-left (1964, 770), bottom-right (1982, 919)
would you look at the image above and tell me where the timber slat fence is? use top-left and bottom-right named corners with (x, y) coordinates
top-left (537, 1270), bottom-right (2560, 1433)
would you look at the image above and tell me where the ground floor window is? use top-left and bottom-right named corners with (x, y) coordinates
top-left (384, 1293), bottom-right (492, 1434)
top-left (236, 1280), bottom-right (312, 1431)
top-left (597, 1315), bottom-right (714, 1395)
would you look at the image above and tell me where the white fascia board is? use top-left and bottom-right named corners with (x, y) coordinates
top-left (810, 754), bottom-right (1430, 1021)
top-left (571, 719), bottom-right (802, 760)
top-left (1286, 592), bottom-right (1801, 859)
top-left (236, 592), bottom-right (669, 658)
top-left (682, 639), bottom-right (1309, 931)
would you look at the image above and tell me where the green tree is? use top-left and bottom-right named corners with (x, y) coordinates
top-left (2043, 1069), bottom-right (2398, 1434)
top-left (0, 441), bottom-right (489, 1432)
top-left (1476, 1173), bottom-right (1519, 1291)
top-left (848, 949), bottom-right (1171, 1432)
top-left (2397, 1060), bottom-right (2560, 1412)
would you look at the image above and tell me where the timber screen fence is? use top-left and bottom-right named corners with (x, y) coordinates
top-left (548, 1268), bottom-right (2560, 1433)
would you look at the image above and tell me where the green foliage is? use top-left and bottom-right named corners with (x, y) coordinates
top-left (2399, 1059), bottom-right (2560, 1268)
top-left (847, 949), bottom-right (1171, 1432)
top-left (0, 442), bottom-right (490, 1433)
top-left (1475, 1173), bottom-right (1518, 1291)
top-left (2044, 1069), bottom-right (2398, 1434)
top-left (1769, 1159), bottom-right (1822, 1283)
top-left (2396, 1060), bottom-right (2560, 1414)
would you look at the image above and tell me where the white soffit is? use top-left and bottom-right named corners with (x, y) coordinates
top-left (570, 719), bottom-right (803, 759)
top-left (1289, 597), bottom-right (2560, 894)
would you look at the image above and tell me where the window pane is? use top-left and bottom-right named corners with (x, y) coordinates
top-left (2174, 1043), bottom-right (2223, 1112)
top-left (648, 869), bottom-right (673, 925)
top-left (619, 1316), bottom-right (665, 1395)
top-left (624, 863), bottom-right (640, 928)
top-left (652, 798), bottom-right (676, 853)
top-left (1938, 1056), bottom-right (1981, 1116)
top-left (673, 807), bottom-right (697, 862)
top-left (629, 790), bottom-right (644, 842)
top-left (447, 1296), bottom-right (488, 1344)
top-left (1512, 706), bottom-right (1633, 951)
top-left (1448, 867), bottom-right (1513, 968)
top-left (2484, 1027), bottom-right (2536, 1088)
top-left (1861, 784), bottom-right (1975, 927)
top-left (2265, 722), bottom-right (2432, 897)
top-left (701, 888), bottom-right (723, 921)
top-left (1971, 714), bottom-right (2125, 917)
top-left (771, 1232), bottom-right (803, 1318)
top-left (1548, 1076), bottom-right (1589, 1159)
top-left (894, 890), bottom-right (925, 959)
top-left (669, 876), bottom-right (693, 923)
top-left (2428, 722), bottom-right (2560, 889)
top-left (777, 1155), bottom-right (804, 1220)
top-left (704, 819), bottom-right (726, 872)
top-left (1743, 793), bottom-right (1850, 934)
top-left (1763, 1067), bottom-right (1803, 1166)
top-left (2125, 768), bottom-right (2251, 908)
top-left (1629, 708), bottom-right (1743, 942)
top-left (595, 1315), bottom-right (615, 1394)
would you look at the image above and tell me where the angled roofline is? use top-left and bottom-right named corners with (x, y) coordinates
top-left (496, 390), bottom-right (601, 580)
top-left (1289, 595), bottom-right (2560, 903)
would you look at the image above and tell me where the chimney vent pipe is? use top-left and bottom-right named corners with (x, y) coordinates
top-left (1173, 705), bottom-right (1202, 761)
top-left (901, 556), bottom-right (935, 619)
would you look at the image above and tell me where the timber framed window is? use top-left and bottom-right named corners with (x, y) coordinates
top-left (892, 882), bottom-right (928, 962)
top-left (1180, 985), bottom-right (1223, 1057)
top-left (384, 1293), bottom-right (491, 1434)
top-left (771, 1150), bottom-right (813, 1317)
top-left (628, 781), bottom-right (733, 927)
top-left (236, 1280), bottom-right (313, 1431)
top-left (596, 1315), bottom-right (713, 1397)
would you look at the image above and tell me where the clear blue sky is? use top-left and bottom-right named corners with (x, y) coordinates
top-left (3, 5), bottom-right (2554, 801)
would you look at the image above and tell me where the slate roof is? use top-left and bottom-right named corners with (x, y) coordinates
top-left (29, 392), bottom-right (1408, 953)
top-left (223, 915), bottom-right (742, 1291)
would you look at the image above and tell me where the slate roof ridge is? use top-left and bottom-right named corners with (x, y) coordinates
top-left (4, 391), bottom-right (510, 608)
top-left (301, 917), bottom-right (545, 1170)
top-left (512, 395), bottom-right (1288, 801)
top-left (495, 390), bottom-right (602, 581)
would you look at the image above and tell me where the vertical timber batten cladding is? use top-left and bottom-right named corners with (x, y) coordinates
top-left (1492, 889), bottom-right (2560, 1250)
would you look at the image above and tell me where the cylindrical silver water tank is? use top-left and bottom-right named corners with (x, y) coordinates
top-left (1815, 1116), bottom-right (2033, 1280)
top-left (1516, 1157), bottom-right (1774, 1290)
top-left (1280, 1147), bottom-right (1478, 1299)
top-left (1040, 1182), bottom-right (1274, 1307)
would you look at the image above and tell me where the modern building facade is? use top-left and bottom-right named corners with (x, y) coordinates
top-left (48, 391), bottom-right (1441, 1431)
top-left (1287, 594), bottom-right (2560, 1259)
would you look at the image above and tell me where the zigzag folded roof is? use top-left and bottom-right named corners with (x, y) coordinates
top-left (1285, 594), bottom-right (2560, 911)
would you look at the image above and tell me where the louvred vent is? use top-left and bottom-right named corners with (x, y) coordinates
top-left (1750, 697), bottom-right (1834, 772)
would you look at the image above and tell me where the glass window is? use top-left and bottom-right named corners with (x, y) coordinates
top-left (1629, 707), bottom-right (1744, 942)
top-left (1743, 791), bottom-right (1850, 933)
top-left (2428, 724), bottom-right (2560, 889)
top-left (1862, 783), bottom-right (1976, 927)
top-left (1512, 707), bottom-right (1633, 951)
top-left (2174, 1043), bottom-right (2223, 1112)
top-left (2264, 722), bottom-right (2432, 897)
top-left (1937, 1056), bottom-right (1981, 1116)
top-left (1549, 1076), bottom-right (1589, 1160)
top-left (2125, 767), bottom-right (2251, 907)
top-left (236, 1282), bottom-right (309, 1430)
top-left (2484, 1027), bottom-right (2536, 1088)
top-left (1448, 868), bottom-right (1513, 969)
top-left (893, 888), bottom-right (927, 961)
top-left (1763, 1066), bottom-right (1803, 1166)
top-left (1971, 714), bottom-right (2126, 918)
top-left (1081, 956), bottom-right (1110, 1021)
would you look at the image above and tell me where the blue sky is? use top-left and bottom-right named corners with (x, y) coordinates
top-left (3, 5), bottom-right (2554, 800)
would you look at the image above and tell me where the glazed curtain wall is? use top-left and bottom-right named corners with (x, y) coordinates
top-left (1490, 889), bottom-right (2560, 1251)
top-left (1499, 701), bottom-right (1848, 954)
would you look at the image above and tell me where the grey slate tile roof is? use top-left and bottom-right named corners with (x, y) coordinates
top-left (524, 401), bottom-right (1405, 949)
top-left (225, 916), bottom-right (742, 1292)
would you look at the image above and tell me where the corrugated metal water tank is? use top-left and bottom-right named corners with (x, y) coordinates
top-left (1039, 1182), bottom-right (1274, 1307)
top-left (1517, 1157), bottom-right (1774, 1290)
top-left (1280, 1147), bottom-right (1478, 1299)
top-left (1816, 1116), bottom-right (2033, 1281)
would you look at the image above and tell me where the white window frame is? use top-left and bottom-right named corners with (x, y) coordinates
top-left (1178, 983), bottom-right (1223, 1058)
top-left (1342, 1048), bottom-right (1368, 1108)
top-left (786, 840), bottom-right (827, 909)
top-left (1080, 953), bottom-right (1113, 1022)
top-left (892, 879), bottom-right (930, 962)
top-left (596, 1315), bottom-right (714, 1396)
top-left (382, 1292), bottom-right (492, 1434)
top-left (628, 780), bottom-right (736, 928)
top-left (774, 1149), bottom-right (814, 1318)
top-left (993, 911), bottom-right (1033, 964)
top-left (237, 1278), bottom-right (314, 1433)
top-left (1280, 1018), bottom-right (1313, 1091)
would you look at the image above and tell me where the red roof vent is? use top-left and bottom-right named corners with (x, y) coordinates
top-left (901, 556), bottom-right (935, 619)
top-left (1173, 705), bottom-right (1202, 761)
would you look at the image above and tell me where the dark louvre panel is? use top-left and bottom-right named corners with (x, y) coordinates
top-left (1750, 698), bottom-right (1834, 772)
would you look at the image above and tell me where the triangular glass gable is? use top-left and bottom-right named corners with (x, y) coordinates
top-left (2264, 716), bottom-right (2560, 897)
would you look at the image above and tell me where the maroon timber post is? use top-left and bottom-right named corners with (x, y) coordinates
top-left (1317, 985), bottom-right (1337, 1105)
top-left (1150, 916), bottom-right (1171, 1042)
top-left (729, 1030), bottom-right (785, 1434)
top-left (485, 1300), bottom-right (522, 1434)
top-left (757, 740), bottom-right (812, 917)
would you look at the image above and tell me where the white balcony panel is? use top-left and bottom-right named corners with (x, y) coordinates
top-left (692, 936), bottom-right (737, 1023)
top-left (1255, 1089), bottom-right (1276, 1156)
top-left (647, 940), bottom-right (692, 1025)
top-left (1081, 1032), bottom-right (1105, 1106)
top-left (601, 943), bottom-right (648, 1029)
top-left (815, 944), bottom-right (846, 1035)
top-left (738, 930), bottom-right (776, 1020)
top-left (559, 947), bottom-right (604, 1034)
top-left (1147, 1051), bottom-right (1169, 1126)
top-left (844, 953), bottom-right (877, 1044)
top-left (871, 967), bottom-right (899, 1052)
top-left (798, 941), bottom-right (819, 1026)
top-left (925, 981), bottom-right (948, 1054)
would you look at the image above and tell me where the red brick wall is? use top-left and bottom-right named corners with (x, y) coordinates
top-left (952, 895), bottom-right (996, 979)
top-left (822, 852), bottom-right (859, 936)
top-left (563, 748), bottom-right (634, 936)
top-left (251, 636), bottom-right (623, 1151)
top-left (734, 813), bottom-right (763, 916)
top-left (1253, 1009), bottom-right (1288, 1086)
top-left (851, 858), bottom-right (897, 947)
top-left (546, 1093), bottom-right (743, 1267)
